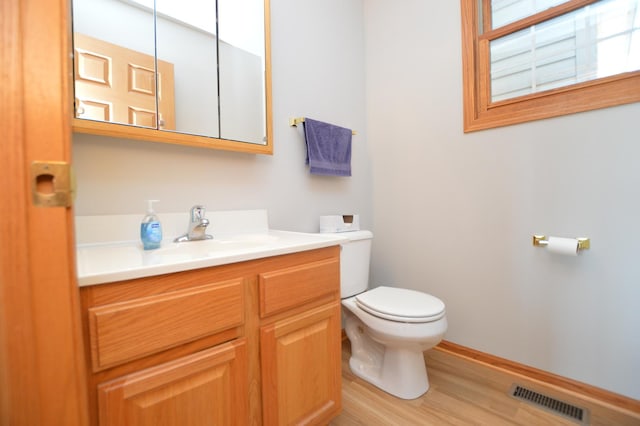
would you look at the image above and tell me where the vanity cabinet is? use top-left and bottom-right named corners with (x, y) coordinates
top-left (79, 246), bottom-right (342, 425)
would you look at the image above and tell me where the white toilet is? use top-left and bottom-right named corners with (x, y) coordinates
top-left (337, 230), bottom-right (447, 400)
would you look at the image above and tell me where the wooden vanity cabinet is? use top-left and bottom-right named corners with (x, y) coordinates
top-left (79, 246), bottom-right (342, 426)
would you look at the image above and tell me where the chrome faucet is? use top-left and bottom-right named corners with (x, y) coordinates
top-left (174, 205), bottom-right (213, 242)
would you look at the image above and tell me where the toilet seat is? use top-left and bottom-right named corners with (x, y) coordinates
top-left (355, 286), bottom-right (445, 323)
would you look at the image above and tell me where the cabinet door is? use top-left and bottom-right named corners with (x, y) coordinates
top-left (97, 339), bottom-right (248, 426)
top-left (261, 303), bottom-right (342, 425)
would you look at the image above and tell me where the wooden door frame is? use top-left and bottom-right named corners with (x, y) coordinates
top-left (1, 0), bottom-right (89, 424)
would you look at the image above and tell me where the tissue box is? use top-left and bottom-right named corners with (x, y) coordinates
top-left (319, 215), bottom-right (360, 233)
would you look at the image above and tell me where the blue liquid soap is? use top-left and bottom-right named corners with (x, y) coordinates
top-left (140, 200), bottom-right (162, 250)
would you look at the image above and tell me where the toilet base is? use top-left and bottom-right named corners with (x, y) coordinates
top-left (345, 316), bottom-right (430, 400)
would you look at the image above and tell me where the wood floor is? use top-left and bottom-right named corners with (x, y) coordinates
top-left (330, 341), bottom-right (640, 426)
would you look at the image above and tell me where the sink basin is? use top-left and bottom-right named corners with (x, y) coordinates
top-left (150, 234), bottom-right (280, 260)
top-left (76, 230), bottom-right (347, 286)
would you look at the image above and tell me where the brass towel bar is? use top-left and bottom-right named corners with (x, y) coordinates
top-left (289, 117), bottom-right (357, 135)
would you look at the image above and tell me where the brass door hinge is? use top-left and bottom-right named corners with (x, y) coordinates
top-left (31, 161), bottom-right (75, 207)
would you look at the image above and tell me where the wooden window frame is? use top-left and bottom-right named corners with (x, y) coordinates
top-left (461, 0), bottom-right (640, 132)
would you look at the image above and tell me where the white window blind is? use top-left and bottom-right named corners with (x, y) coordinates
top-left (492, 0), bottom-right (568, 28)
top-left (489, 0), bottom-right (640, 102)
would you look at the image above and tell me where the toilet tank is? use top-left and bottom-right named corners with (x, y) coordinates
top-left (337, 230), bottom-right (373, 298)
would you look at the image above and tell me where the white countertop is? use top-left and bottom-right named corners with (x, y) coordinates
top-left (76, 230), bottom-right (347, 286)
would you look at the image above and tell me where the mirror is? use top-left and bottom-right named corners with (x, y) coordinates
top-left (71, 0), bottom-right (271, 153)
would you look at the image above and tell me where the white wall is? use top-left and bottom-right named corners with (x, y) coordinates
top-left (73, 0), bottom-right (371, 233)
top-left (364, 1), bottom-right (640, 399)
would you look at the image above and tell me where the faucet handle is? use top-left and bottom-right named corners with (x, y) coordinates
top-left (190, 205), bottom-right (206, 221)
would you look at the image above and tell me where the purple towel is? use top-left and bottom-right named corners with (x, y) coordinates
top-left (303, 118), bottom-right (352, 176)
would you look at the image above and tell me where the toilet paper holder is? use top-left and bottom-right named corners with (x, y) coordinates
top-left (533, 235), bottom-right (590, 251)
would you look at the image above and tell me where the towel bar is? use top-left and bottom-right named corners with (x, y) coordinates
top-left (289, 117), bottom-right (357, 135)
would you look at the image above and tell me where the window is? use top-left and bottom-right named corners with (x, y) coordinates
top-left (461, 0), bottom-right (640, 132)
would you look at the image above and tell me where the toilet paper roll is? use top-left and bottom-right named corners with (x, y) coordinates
top-left (546, 236), bottom-right (578, 256)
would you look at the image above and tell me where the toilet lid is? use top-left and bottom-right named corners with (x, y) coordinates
top-left (355, 286), bottom-right (445, 323)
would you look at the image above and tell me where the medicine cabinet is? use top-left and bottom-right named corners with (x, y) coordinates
top-left (71, 0), bottom-right (272, 154)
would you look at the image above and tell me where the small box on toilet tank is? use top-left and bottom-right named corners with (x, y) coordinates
top-left (319, 215), bottom-right (360, 233)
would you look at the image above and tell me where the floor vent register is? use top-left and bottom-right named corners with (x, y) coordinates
top-left (509, 384), bottom-right (589, 425)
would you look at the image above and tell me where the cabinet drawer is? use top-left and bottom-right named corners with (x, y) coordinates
top-left (259, 257), bottom-right (339, 318)
top-left (88, 278), bottom-right (244, 371)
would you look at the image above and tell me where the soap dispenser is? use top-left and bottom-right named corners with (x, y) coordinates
top-left (140, 200), bottom-right (162, 250)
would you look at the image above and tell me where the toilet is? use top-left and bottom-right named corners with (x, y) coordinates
top-left (337, 230), bottom-right (447, 400)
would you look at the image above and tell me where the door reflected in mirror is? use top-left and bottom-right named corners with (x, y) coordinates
top-left (72, 0), bottom-right (269, 146)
